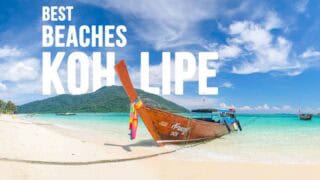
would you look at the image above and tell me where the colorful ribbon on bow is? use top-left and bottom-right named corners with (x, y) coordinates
top-left (129, 97), bottom-right (143, 140)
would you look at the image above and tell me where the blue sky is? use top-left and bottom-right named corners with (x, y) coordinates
top-left (0, 0), bottom-right (319, 113)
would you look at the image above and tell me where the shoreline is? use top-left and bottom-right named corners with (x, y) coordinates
top-left (0, 114), bottom-right (319, 179)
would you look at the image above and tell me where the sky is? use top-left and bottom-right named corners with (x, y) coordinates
top-left (0, 0), bottom-right (319, 113)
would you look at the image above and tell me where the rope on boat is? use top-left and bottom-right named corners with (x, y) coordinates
top-left (0, 141), bottom-right (205, 166)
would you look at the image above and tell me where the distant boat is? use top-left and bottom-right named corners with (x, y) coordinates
top-left (115, 60), bottom-right (241, 146)
top-left (56, 112), bottom-right (76, 116)
top-left (298, 107), bottom-right (313, 120)
top-left (299, 113), bottom-right (312, 120)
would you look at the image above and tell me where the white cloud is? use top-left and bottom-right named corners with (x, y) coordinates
top-left (221, 82), bottom-right (233, 88)
top-left (222, 103), bottom-right (296, 113)
top-left (229, 20), bottom-right (273, 49)
top-left (0, 74), bottom-right (43, 104)
top-left (175, 101), bottom-right (298, 113)
top-left (77, 0), bottom-right (255, 51)
top-left (295, 0), bottom-right (309, 13)
top-left (238, 105), bottom-right (252, 111)
top-left (155, 97), bottom-right (299, 113)
top-left (264, 12), bottom-right (283, 30)
top-left (74, 1), bottom-right (315, 76)
top-left (214, 12), bottom-right (311, 76)
top-left (263, 104), bottom-right (270, 110)
top-left (218, 45), bottom-right (242, 59)
top-left (15, 79), bottom-right (42, 94)
top-left (252, 104), bottom-right (294, 113)
top-left (79, 0), bottom-right (219, 50)
top-left (0, 82), bottom-right (7, 91)
top-left (218, 102), bottom-right (235, 109)
top-left (255, 104), bottom-right (270, 110)
top-left (219, 102), bottom-right (227, 108)
top-left (0, 45), bottom-right (43, 103)
top-left (0, 46), bottom-right (22, 58)
top-left (272, 106), bottom-right (280, 111)
top-left (0, 58), bottom-right (40, 82)
top-left (300, 49), bottom-right (320, 58)
top-left (164, 95), bottom-right (219, 109)
top-left (227, 20), bottom-right (303, 75)
top-left (282, 105), bottom-right (292, 111)
top-left (77, 0), bottom-right (313, 76)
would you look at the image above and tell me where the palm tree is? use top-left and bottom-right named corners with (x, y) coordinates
top-left (5, 101), bottom-right (16, 114)
top-left (0, 99), bottom-right (6, 113)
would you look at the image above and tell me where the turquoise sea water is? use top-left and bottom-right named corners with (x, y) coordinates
top-left (20, 113), bottom-right (320, 164)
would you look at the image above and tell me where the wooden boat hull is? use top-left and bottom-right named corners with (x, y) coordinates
top-left (139, 105), bottom-right (230, 145)
top-left (115, 60), bottom-right (234, 145)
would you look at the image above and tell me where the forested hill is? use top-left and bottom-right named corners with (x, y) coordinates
top-left (17, 86), bottom-right (189, 113)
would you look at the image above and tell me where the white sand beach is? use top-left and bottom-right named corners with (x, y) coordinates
top-left (0, 114), bottom-right (319, 180)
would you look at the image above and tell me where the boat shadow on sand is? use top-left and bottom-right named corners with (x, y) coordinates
top-left (104, 139), bottom-right (158, 152)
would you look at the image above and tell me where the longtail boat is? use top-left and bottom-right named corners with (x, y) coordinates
top-left (299, 113), bottom-right (313, 120)
top-left (115, 60), bottom-right (240, 146)
top-left (298, 108), bottom-right (313, 120)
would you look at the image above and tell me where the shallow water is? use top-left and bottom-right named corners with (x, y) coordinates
top-left (20, 113), bottom-right (320, 164)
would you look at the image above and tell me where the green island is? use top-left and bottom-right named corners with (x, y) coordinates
top-left (17, 86), bottom-right (189, 113)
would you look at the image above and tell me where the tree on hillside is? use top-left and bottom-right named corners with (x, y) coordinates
top-left (0, 100), bottom-right (5, 113)
top-left (5, 101), bottom-right (16, 114)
